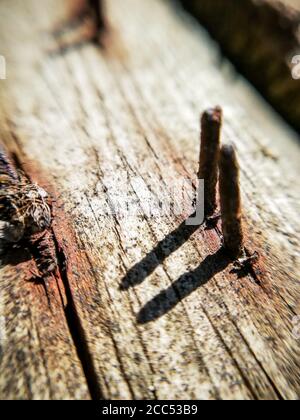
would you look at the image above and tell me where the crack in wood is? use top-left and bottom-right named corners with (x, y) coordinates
top-left (51, 230), bottom-right (103, 400)
top-left (1, 146), bottom-right (100, 400)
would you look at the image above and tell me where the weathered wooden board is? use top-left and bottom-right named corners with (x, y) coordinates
top-left (180, 0), bottom-right (300, 132)
top-left (0, 0), bottom-right (300, 400)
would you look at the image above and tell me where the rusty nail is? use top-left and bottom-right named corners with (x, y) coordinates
top-left (219, 144), bottom-right (244, 259)
top-left (198, 106), bottom-right (222, 217)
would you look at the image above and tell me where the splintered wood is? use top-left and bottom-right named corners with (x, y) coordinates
top-left (0, 0), bottom-right (299, 400)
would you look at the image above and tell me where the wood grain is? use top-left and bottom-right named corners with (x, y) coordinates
top-left (0, 0), bottom-right (299, 400)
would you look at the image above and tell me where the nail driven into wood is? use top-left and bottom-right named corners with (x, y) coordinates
top-left (198, 106), bottom-right (222, 217)
top-left (219, 144), bottom-right (244, 260)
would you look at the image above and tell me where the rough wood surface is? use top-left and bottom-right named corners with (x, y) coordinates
top-left (0, 0), bottom-right (300, 400)
top-left (180, 0), bottom-right (300, 132)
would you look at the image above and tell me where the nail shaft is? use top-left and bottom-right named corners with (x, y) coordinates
top-left (198, 106), bottom-right (222, 216)
top-left (219, 144), bottom-right (244, 259)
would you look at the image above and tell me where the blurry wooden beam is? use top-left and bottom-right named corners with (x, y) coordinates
top-left (180, 0), bottom-right (300, 132)
top-left (0, 0), bottom-right (299, 400)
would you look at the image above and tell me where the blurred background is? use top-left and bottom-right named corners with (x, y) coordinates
top-left (179, 0), bottom-right (300, 133)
